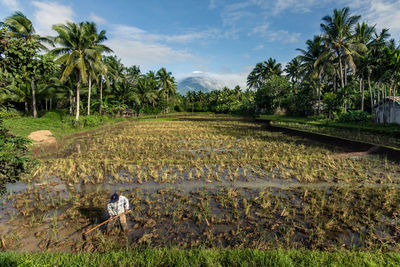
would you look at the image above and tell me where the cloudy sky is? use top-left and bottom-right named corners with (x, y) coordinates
top-left (1, 0), bottom-right (400, 88)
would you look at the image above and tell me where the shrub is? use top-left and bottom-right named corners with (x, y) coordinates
top-left (81, 115), bottom-right (105, 127)
top-left (0, 119), bottom-right (35, 191)
top-left (40, 111), bottom-right (65, 121)
top-left (62, 115), bottom-right (108, 128)
top-left (0, 108), bottom-right (23, 119)
top-left (338, 110), bottom-right (371, 122)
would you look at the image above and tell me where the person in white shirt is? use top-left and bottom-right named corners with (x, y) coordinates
top-left (106, 193), bottom-right (130, 233)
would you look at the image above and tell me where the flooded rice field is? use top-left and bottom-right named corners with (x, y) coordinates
top-left (1, 117), bottom-right (400, 252)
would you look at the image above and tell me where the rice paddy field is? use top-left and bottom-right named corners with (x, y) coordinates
top-left (1, 115), bottom-right (400, 254)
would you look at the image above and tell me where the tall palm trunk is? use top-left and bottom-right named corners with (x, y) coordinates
top-left (360, 77), bottom-right (364, 111)
top-left (69, 94), bottom-right (73, 116)
top-left (87, 74), bottom-right (92, 116)
top-left (337, 50), bottom-right (345, 88)
top-left (31, 78), bottom-right (37, 118)
top-left (318, 76), bottom-right (322, 115)
top-left (368, 75), bottom-right (373, 114)
top-left (333, 72), bottom-right (337, 91)
top-left (24, 102), bottom-right (28, 113)
top-left (75, 75), bottom-right (81, 123)
top-left (99, 76), bottom-right (103, 115)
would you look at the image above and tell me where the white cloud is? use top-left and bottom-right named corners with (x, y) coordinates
top-left (209, 0), bottom-right (216, 9)
top-left (107, 25), bottom-right (195, 68)
top-left (223, 0), bottom-right (324, 19)
top-left (164, 29), bottom-right (220, 43)
top-left (177, 71), bottom-right (248, 89)
top-left (272, 0), bottom-right (324, 15)
top-left (221, 9), bottom-right (253, 27)
top-left (89, 12), bottom-right (106, 24)
top-left (268, 30), bottom-right (301, 43)
top-left (253, 44), bottom-right (264, 50)
top-left (111, 24), bottom-right (219, 44)
top-left (346, 0), bottom-right (400, 38)
top-left (31, 1), bottom-right (74, 36)
top-left (250, 23), bottom-right (301, 43)
top-left (250, 23), bottom-right (270, 36)
top-left (1, 0), bottom-right (19, 11)
top-left (208, 72), bottom-right (248, 88)
top-left (219, 0), bottom-right (315, 41)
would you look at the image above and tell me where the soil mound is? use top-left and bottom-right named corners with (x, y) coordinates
top-left (28, 130), bottom-right (57, 146)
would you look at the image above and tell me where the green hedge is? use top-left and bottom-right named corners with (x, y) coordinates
top-left (0, 249), bottom-right (399, 267)
top-left (338, 110), bottom-right (371, 122)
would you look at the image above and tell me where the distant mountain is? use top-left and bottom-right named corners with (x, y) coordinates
top-left (177, 76), bottom-right (226, 95)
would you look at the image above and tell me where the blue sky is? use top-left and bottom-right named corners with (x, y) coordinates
top-left (1, 0), bottom-right (400, 87)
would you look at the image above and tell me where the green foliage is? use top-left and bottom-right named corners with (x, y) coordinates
top-left (62, 115), bottom-right (110, 128)
top-left (0, 107), bottom-right (23, 119)
top-left (282, 86), bottom-right (314, 116)
top-left (338, 110), bottom-right (371, 122)
top-left (323, 92), bottom-right (340, 119)
top-left (184, 87), bottom-right (255, 115)
top-left (255, 75), bottom-right (291, 114)
top-left (39, 110), bottom-right (65, 120)
top-left (0, 119), bottom-right (35, 188)
top-left (81, 115), bottom-right (109, 127)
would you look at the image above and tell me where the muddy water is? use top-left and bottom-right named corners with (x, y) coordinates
top-left (4, 175), bottom-right (400, 197)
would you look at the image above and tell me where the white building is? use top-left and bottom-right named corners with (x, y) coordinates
top-left (374, 96), bottom-right (400, 124)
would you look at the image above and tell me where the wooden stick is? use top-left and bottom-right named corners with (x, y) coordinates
top-left (84, 210), bottom-right (130, 235)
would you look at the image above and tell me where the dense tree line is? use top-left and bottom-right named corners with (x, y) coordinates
top-left (246, 7), bottom-right (400, 118)
top-left (183, 86), bottom-right (255, 114)
top-left (0, 12), bottom-right (178, 122)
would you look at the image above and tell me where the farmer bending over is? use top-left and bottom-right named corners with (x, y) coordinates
top-left (107, 193), bottom-right (130, 233)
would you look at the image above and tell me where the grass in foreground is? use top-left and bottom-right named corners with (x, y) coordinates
top-left (1, 249), bottom-right (399, 267)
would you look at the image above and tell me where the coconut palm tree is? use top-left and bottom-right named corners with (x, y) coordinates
top-left (156, 68), bottom-right (176, 112)
top-left (320, 7), bottom-right (361, 89)
top-left (247, 62), bottom-right (264, 89)
top-left (2, 12), bottom-right (53, 117)
top-left (298, 35), bottom-right (333, 111)
top-left (284, 57), bottom-right (302, 88)
top-left (51, 21), bottom-right (111, 122)
top-left (137, 76), bottom-right (158, 107)
top-left (83, 22), bottom-right (112, 116)
top-left (2, 11), bottom-right (52, 48)
top-left (354, 22), bottom-right (376, 110)
top-left (264, 58), bottom-right (283, 77)
top-left (247, 58), bottom-right (282, 90)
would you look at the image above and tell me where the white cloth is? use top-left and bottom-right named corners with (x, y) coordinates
top-left (107, 195), bottom-right (129, 216)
